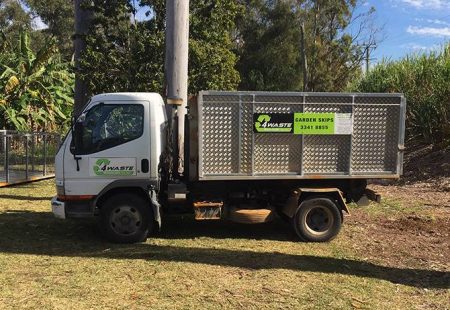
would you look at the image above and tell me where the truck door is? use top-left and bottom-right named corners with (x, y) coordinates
top-left (63, 101), bottom-right (151, 196)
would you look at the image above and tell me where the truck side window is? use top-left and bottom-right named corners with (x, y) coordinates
top-left (74, 104), bottom-right (144, 155)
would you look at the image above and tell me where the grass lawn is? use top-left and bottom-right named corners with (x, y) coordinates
top-left (0, 179), bottom-right (448, 309)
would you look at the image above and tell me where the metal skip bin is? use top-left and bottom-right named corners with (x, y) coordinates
top-left (197, 91), bottom-right (406, 180)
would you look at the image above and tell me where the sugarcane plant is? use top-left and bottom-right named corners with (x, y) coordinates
top-left (350, 44), bottom-right (450, 146)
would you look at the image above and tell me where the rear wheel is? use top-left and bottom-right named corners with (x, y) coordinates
top-left (293, 197), bottom-right (342, 242)
top-left (99, 193), bottom-right (153, 243)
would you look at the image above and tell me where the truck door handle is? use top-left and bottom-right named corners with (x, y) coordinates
top-left (141, 159), bottom-right (149, 173)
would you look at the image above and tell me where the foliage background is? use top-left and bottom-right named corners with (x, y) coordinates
top-left (350, 46), bottom-right (450, 145)
top-left (0, 0), bottom-right (449, 145)
top-left (0, 30), bottom-right (73, 132)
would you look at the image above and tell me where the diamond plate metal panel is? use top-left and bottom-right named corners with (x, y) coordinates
top-left (355, 96), bottom-right (401, 105)
top-left (306, 96), bottom-right (352, 104)
top-left (304, 104), bottom-right (352, 113)
top-left (254, 134), bottom-right (302, 174)
top-left (255, 94), bottom-right (304, 103)
top-left (352, 105), bottom-right (400, 172)
top-left (198, 91), bottom-right (404, 180)
top-left (201, 99), bottom-right (240, 175)
top-left (240, 95), bottom-right (253, 174)
top-left (303, 135), bottom-right (350, 174)
top-left (203, 95), bottom-right (240, 103)
top-left (254, 104), bottom-right (293, 113)
top-left (302, 104), bottom-right (352, 174)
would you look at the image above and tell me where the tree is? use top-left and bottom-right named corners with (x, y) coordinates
top-left (24, 0), bottom-right (74, 60)
top-left (0, 0), bottom-right (32, 41)
top-left (301, 0), bottom-right (377, 91)
top-left (236, 0), bottom-right (302, 91)
top-left (188, 0), bottom-right (242, 93)
top-left (79, 0), bottom-right (165, 96)
top-left (0, 30), bottom-right (74, 132)
top-left (78, 0), bottom-right (242, 97)
top-left (236, 0), bottom-right (378, 92)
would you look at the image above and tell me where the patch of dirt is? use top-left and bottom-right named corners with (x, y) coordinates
top-left (387, 215), bottom-right (442, 234)
top-left (347, 209), bottom-right (450, 269)
top-left (349, 142), bottom-right (450, 271)
top-left (400, 143), bottom-right (450, 191)
top-left (370, 183), bottom-right (450, 209)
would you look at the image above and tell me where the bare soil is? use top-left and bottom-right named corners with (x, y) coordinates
top-left (348, 143), bottom-right (450, 274)
top-left (401, 142), bottom-right (450, 191)
top-left (347, 204), bottom-right (449, 268)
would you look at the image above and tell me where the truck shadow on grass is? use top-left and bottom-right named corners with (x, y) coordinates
top-left (0, 211), bottom-right (448, 290)
top-left (0, 194), bottom-right (53, 201)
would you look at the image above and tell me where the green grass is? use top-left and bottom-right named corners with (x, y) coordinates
top-left (0, 180), bottom-right (449, 309)
top-left (349, 198), bottom-right (433, 219)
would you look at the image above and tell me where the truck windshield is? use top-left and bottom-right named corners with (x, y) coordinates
top-left (74, 104), bottom-right (144, 155)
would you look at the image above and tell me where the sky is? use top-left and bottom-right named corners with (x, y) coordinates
top-left (361, 0), bottom-right (450, 62)
top-left (27, 0), bottom-right (450, 63)
top-left (108, 0), bottom-right (450, 64)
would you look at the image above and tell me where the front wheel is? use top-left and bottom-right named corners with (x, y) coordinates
top-left (99, 193), bottom-right (153, 243)
top-left (293, 197), bottom-right (342, 242)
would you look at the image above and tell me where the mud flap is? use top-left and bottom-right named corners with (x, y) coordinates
top-left (357, 189), bottom-right (381, 206)
top-left (282, 187), bottom-right (349, 218)
top-left (150, 189), bottom-right (162, 230)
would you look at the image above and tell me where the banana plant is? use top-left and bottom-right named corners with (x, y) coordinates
top-left (0, 29), bottom-right (74, 132)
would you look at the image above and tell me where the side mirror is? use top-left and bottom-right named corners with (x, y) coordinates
top-left (70, 117), bottom-right (84, 171)
top-left (73, 121), bottom-right (84, 154)
top-left (70, 114), bottom-right (84, 155)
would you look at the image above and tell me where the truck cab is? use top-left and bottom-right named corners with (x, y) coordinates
top-left (52, 93), bottom-right (166, 242)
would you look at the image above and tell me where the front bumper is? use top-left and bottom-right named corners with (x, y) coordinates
top-left (51, 196), bottom-right (66, 219)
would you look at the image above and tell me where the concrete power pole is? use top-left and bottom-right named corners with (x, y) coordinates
top-left (165, 0), bottom-right (189, 176)
top-left (74, 0), bottom-right (93, 116)
top-left (300, 22), bottom-right (308, 92)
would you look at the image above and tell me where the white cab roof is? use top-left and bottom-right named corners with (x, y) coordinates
top-left (90, 92), bottom-right (163, 102)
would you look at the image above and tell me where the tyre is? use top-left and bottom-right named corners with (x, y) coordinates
top-left (99, 193), bottom-right (153, 243)
top-left (293, 197), bottom-right (342, 242)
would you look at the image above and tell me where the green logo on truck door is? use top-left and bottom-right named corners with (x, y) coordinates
top-left (91, 158), bottom-right (136, 176)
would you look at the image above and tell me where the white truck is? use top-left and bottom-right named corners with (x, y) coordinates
top-left (51, 91), bottom-right (406, 243)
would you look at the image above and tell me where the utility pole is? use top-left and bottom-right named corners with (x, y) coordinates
top-left (165, 0), bottom-right (189, 176)
top-left (362, 44), bottom-right (377, 74)
top-left (300, 22), bottom-right (308, 92)
top-left (74, 0), bottom-right (93, 116)
top-left (365, 47), bottom-right (370, 74)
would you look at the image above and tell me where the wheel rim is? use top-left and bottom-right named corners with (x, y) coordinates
top-left (109, 205), bottom-right (142, 236)
top-left (304, 206), bottom-right (334, 236)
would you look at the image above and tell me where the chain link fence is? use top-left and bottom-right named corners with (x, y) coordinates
top-left (0, 131), bottom-right (61, 186)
